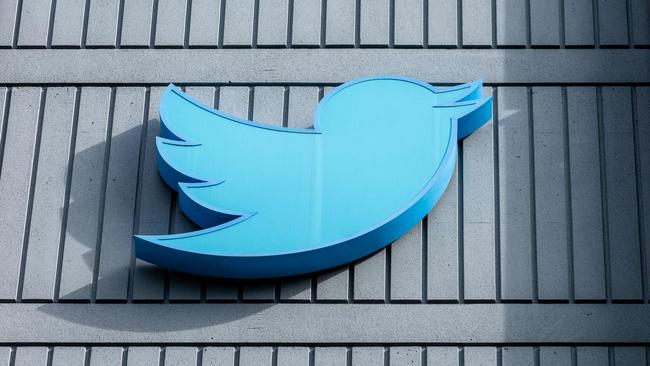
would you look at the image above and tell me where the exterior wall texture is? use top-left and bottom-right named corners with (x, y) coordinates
top-left (0, 0), bottom-right (649, 364)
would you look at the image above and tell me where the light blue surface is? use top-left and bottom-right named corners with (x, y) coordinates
top-left (135, 76), bottom-right (492, 278)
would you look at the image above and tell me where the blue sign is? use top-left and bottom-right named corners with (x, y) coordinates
top-left (134, 76), bottom-right (492, 278)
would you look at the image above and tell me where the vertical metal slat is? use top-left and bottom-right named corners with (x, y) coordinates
top-left (0, 87), bottom-right (42, 300)
top-left (22, 87), bottom-right (76, 301)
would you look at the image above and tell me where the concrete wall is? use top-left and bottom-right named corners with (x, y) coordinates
top-left (0, 0), bottom-right (649, 364)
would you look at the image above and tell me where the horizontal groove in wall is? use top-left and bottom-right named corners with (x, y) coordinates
top-left (2, 303), bottom-right (650, 344)
top-left (0, 49), bottom-right (648, 84)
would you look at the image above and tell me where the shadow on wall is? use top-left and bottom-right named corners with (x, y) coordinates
top-left (41, 118), bottom-right (279, 331)
top-left (36, 85), bottom-right (369, 331)
top-left (38, 301), bottom-right (274, 333)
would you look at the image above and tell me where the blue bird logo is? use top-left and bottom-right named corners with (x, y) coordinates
top-left (134, 76), bottom-right (492, 278)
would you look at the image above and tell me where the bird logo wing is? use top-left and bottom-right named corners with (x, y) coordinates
top-left (154, 85), bottom-right (319, 227)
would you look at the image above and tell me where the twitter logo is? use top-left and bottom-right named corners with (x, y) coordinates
top-left (134, 76), bottom-right (492, 278)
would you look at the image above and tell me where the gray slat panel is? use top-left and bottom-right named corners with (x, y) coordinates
top-left (597, 0), bottom-right (629, 46)
top-left (13, 347), bottom-right (48, 366)
top-left (155, 0), bottom-right (187, 47)
top-left (257, 0), bottom-right (288, 46)
top-left (86, 0), bottom-right (119, 47)
top-left (201, 130), bottom-right (238, 310)
top-left (17, 0), bottom-right (51, 47)
top-left (167, 232), bottom-right (199, 298)
top-left (530, 0), bottom-right (560, 46)
top-left (354, 249), bottom-right (386, 301)
top-left (637, 88), bottom-right (650, 299)
top-left (533, 87), bottom-right (569, 301)
top-left (291, 0), bottom-right (321, 46)
top-left (277, 347), bottom-right (309, 365)
top-left (121, 0), bottom-right (154, 47)
top-left (426, 166), bottom-right (458, 301)
top-left (391, 222), bottom-right (423, 301)
top-left (539, 347), bottom-right (571, 366)
top-left (567, 87), bottom-right (605, 301)
top-left (0, 87), bottom-right (41, 300)
top-left (394, 0), bottom-right (423, 46)
top-left (221, 0), bottom-right (254, 46)
top-left (461, 0), bottom-right (492, 46)
top-left (168, 201), bottom-right (201, 300)
top-left (614, 347), bottom-right (646, 365)
top-left (496, 0), bottom-right (526, 46)
top-left (132, 87), bottom-right (167, 301)
top-left (51, 0), bottom-right (85, 47)
top-left (464, 347), bottom-right (496, 366)
top-left (602, 87), bottom-right (642, 300)
top-left (576, 347), bottom-right (608, 365)
top-left (239, 347), bottom-right (273, 366)
top-left (287, 86), bottom-right (317, 128)
top-left (315, 347), bottom-right (347, 365)
top-left (463, 97), bottom-right (496, 301)
top-left (170, 188), bottom-right (197, 238)
top-left (631, 0), bottom-right (650, 45)
top-left (427, 347), bottom-right (458, 366)
top-left (497, 87), bottom-right (533, 301)
top-left (164, 347), bottom-right (196, 365)
top-left (127, 347), bottom-right (160, 366)
top-left (205, 278), bottom-right (238, 301)
top-left (202, 347), bottom-right (235, 366)
top-left (168, 271), bottom-right (202, 301)
top-left (252, 86), bottom-right (285, 125)
top-left (95, 87), bottom-right (145, 301)
top-left (564, 0), bottom-right (594, 46)
top-left (0, 348), bottom-right (9, 366)
top-left (325, 0), bottom-right (355, 46)
top-left (352, 347), bottom-right (383, 365)
top-left (359, 0), bottom-right (389, 46)
top-left (317, 267), bottom-right (349, 301)
top-left (58, 87), bottom-right (111, 301)
top-left (22, 87), bottom-right (76, 301)
top-left (217, 86), bottom-right (249, 118)
top-left (89, 347), bottom-right (123, 366)
top-left (0, 0), bottom-right (19, 46)
top-left (427, 0), bottom-right (457, 46)
top-left (502, 347), bottom-right (533, 366)
top-left (188, 0), bottom-right (220, 47)
top-left (52, 347), bottom-right (86, 366)
top-left (390, 347), bottom-right (420, 365)
top-left (279, 277), bottom-right (311, 301)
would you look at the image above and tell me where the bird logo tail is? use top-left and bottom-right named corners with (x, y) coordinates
top-left (433, 80), bottom-right (493, 140)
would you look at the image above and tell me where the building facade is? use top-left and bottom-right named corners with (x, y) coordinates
top-left (0, 0), bottom-right (649, 364)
